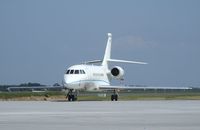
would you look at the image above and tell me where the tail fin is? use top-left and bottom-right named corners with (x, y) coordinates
top-left (102, 33), bottom-right (147, 68)
top-left (102, 33), bottom-right (112, 68)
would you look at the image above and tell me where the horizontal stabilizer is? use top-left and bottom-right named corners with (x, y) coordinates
top-left (84, 60), bottom-right (102, 64)
top-left (108, 59), bottom-right (148, 64)
top-left (83, 59), bottom-right (147, 65)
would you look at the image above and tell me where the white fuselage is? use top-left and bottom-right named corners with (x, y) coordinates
top-left (62, 33), bottom-right (189, 100)
top-left (64, 64), bottom-right (110, 91)
top-left (63, 33), bottom-right (147, 92)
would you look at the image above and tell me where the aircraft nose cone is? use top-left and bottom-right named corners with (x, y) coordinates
top-left (63, 75), bottom-right (69, 87)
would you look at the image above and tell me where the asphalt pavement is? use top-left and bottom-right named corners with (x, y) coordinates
top-left (0, 100), bottom-right (200, 130)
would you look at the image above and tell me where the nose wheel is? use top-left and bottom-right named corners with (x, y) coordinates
top-left (67, 89), bottom-right (78, 101)
top-left (111, 89), bottom-right (118, 101)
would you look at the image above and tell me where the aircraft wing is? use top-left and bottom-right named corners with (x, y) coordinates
top-left (7, 86), bottom-right (62, 91)
top-left (99, 85), bottom-right (192, 90)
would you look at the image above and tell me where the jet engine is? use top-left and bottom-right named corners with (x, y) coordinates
top-left (110, 66), bottom-right (124, 80)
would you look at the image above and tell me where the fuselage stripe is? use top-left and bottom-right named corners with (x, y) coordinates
top-left (66, 80), bottom-right (110, 85)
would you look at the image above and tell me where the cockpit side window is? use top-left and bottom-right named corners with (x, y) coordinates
top-left (82, 70), bottom-right (86, 74)
top-left (70, 70), bottom-right (74, 74)
top-left (66, 70), bottom-right (70, 74)
top-left (80, 70), bottom-right (83, 74)
top-left (75, 70), bottom-right (79, 74)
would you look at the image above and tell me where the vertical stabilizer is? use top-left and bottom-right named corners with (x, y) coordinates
top-left (102, 33), bottom-right (112, 68)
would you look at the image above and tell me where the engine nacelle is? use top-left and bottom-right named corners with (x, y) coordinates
top-left (110, 66), bottom-right (124, 80)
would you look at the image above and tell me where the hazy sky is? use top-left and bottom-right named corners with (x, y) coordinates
top-left (0, 0), bottom-right (200, 87)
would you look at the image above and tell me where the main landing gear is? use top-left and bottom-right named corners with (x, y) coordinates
top-left (111, 89), bottom-right (118, 101)
top-left (66, 89), bottom-right (119, 101)
top-left (67, 89), bottom-right (78, 101)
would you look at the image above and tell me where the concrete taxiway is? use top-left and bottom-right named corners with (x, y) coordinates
top-left (0, 100), bottom-right (200, 130)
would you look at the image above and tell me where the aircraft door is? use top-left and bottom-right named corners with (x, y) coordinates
top-left (79, 67), bottom-right (88, 89)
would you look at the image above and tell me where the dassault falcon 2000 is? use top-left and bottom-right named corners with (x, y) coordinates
top-left (63, 33), bottom-right (190, 101)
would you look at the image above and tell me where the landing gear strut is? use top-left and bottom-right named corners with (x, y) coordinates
top-left (67, 89), bottom-right (78, 101)
top-left (111, 89), bottom-right (118, 101)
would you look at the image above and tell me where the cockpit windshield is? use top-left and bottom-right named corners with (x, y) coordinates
top-left (75, 70), bottom-right (79, 74)
top-left (70, 70), bottom-right (74, 74)
top-left (66, 69), bottom-right (85, 74)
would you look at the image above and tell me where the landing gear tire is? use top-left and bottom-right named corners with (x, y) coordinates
top-left (111, 94), bottom-right (118, 101)
top-left (111, 89), bottom-right (119, 101)
top-left (67, 89), bottom-right (78, 101)
top-left (67, 95), bottom-right (77, 101)
top-left (67, 95), bottom-right (71, 101)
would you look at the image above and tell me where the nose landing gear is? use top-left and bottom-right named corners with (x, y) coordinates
top-left (67, 89), bottom-right (78, 101)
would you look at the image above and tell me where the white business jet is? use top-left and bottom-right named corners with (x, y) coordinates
top-left (63, 33), bottom-right (190, 101)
